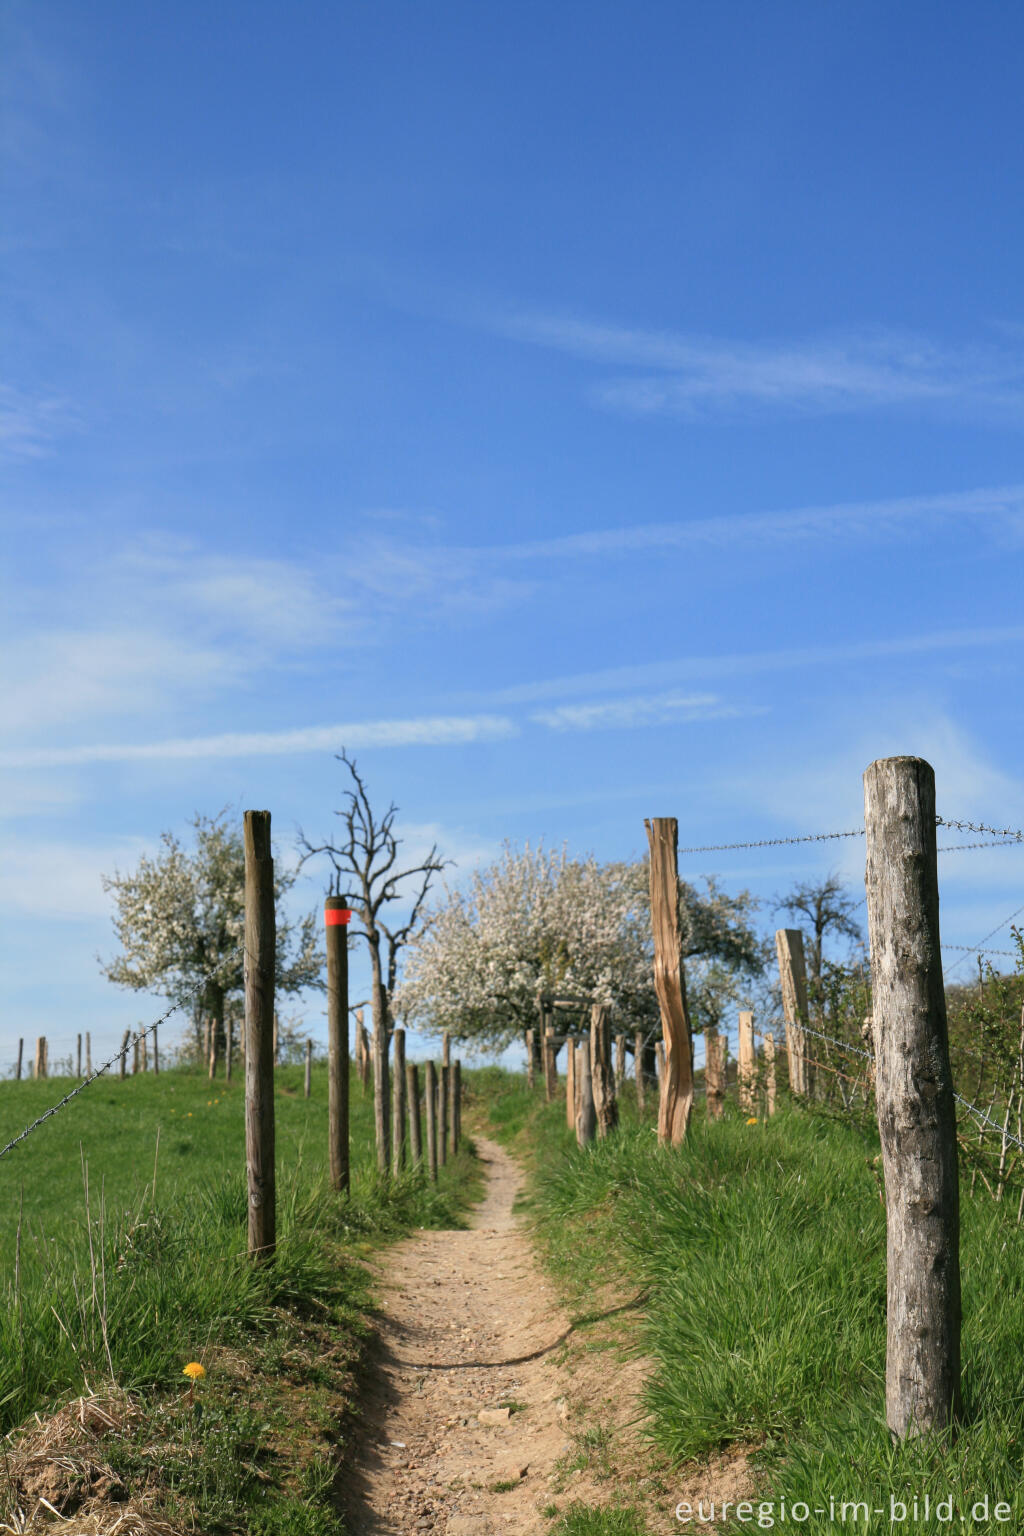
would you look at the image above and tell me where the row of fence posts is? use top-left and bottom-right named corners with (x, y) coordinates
top-left (10, 1030), bottom-right (162, 1082)
top-left (526, 759), bottom-right (961, 1444)
top-left (240, 814), bottom-right (462, 1263)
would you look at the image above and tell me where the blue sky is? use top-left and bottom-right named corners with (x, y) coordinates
top-left (3, 0), bottom-right (1024, 1070)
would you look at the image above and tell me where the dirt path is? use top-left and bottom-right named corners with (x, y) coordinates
top-left (342, 1137), bottom-right (591, 1535)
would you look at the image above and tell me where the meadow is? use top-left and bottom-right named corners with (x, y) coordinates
top-left (0, 1060), bottom-right (477, 1535)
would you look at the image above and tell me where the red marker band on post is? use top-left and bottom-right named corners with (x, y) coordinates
top-left (324, 907), bottom-right (352, 926)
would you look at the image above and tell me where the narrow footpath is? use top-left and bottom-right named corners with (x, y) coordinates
top-left (342, 1137), bottom-right (595, 1535)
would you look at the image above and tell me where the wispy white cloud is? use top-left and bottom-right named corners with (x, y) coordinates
top-left (0, 836), bottom-right (147, 920)
top-left (531, 691), bottom-right (763, 732)
top-left (495, 310), bottom-right (1024, 420)
top-left (0, 713), bottom-right (518, 769)
top-left (490, 623), bottom-right (1024, 706)
top-left (0, 382), bottom-right (76, 459)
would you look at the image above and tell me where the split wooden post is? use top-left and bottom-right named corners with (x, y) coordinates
top-left (392, 1027), bottom-right (407, 1171)
top-left (526, 1028), bottom-right (535, 1090)
top-left (438, 1062), bottom-right (449, 1167)
top-left (776, 929), bottom-right (812, 1098)
top-left (763, 1032), bottom-right (777, 1116)
top-left (325, 896), bottom-right (351, 1195)
top-left (705, 1028), bottom-right (724, 1119)
top-left (566, 1039), bottom-right (577, 1129)
top-left (244, 809), bottom-right (276, 1261)
top-left (614, 1033), bottom-right (626, 1092)
top-left (86, 1031), bottom-right (92, 1075)
top-left (864, 755), bottom-right (961, 1439)
top-left (304, 1038), bottom-right (312, 1099)
top-left (15, 1038), bottom-right (23, 1082)
top-left (453, 1061), bottom-right (462, 1152)
top-left (76, 1034), bottom-right (82, 1078)
top-left (591, 1005), bottom-right (618, 1137)
top-left (151, 1025), bottom-right (158, 1075)
top-left (646, 816), bottom-right (695, 1145)
top-left (118, 1030), bottom-right (129, 1080)
top-left (634, 1029), bottom-right (645, 1113)
top-left (738, 1011), bottom-right (756, 1112)
top-left (424, 1060), bottom-right (438, 1182)
top-left (407, 1062), bottom-right (422, 1165)
top-left (575, 1029), bottom-right (596, 1146)
top-left (448, 1053), bottom-right (459, 1155)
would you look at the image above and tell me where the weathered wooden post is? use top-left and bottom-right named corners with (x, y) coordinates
top-left (355, 1008), bottom-right (370, 1095)
top-left (141, 1031), bottom-right (148, 1072)
top-left (634, 1029), bottom-right (645, 1113)
top-left (776, 929), bottom-right (812, 1097)
top-left (244, 809), bottom-right (276, 1261)
top-left (763, 1031), bottom-right (777, 1116)
top-left (526, 1028), bottom-right (536, 1089)
top-left (438, 1062), bottom-right (449, 1167)
top-left (424, 1060), bottom-right (438, 1182)
top-left (151, 1025), bottom-right (157, 1076)
top-left (646, 815), bottom-right (695, 1145)
top-left (225, 1016), bottom-right (233, 1083)
top-left (392, 1027), bottom-right (407, 1171)
top-left (738, 1011), bottom-right (756, 1112)
top-left (864, 755), bottom-right (961, 1438)
top-left (76, 1034), bottom-right (82, 1078)
top-left (705, 1028), bottom-right (724, 1119)
top-left (407, 1062), bottom-right (422, 1165)
top-left (448, 1052), bottom-right (459, 1155)
top-left (15, 1038), bottom-right (22, 1082)
top-left (591, 1005), bottom-right (617, 1137)
top-left (543, 1017), bottom-right (558, 1101)
top-left (304, 1037), bottom-right (312, 1099)
top-left (655, 1038), bottom-right (665, 1081)
top-left (133, 1034), bottom-right (141, 1075)
top-left (325, 896), bottom-right (351, 1194)
top-left (118, 1030), bottom-right (129, 1080)
top-left (85, 1031), bottom-right (92, 1075)
top-left (442, 1031), bottom-right (451, 1072)
top-left (614, 1032), bottom-right (626, 1092)
top-left (566, 1038), bottom-right (577, 1128)
top-left (576, 1029), bottom-right (596, 1146)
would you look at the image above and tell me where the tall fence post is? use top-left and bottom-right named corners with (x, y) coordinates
top-left (76, 1034), bottom-right (82, 1078)
top-left (525, 1028), bottom-right (535, 1090)
top-left (576, 1030), bottom-right (596, 1147)
top-left (86, 1031), bottom-right (92, 1075)
top-left (705, 1027), bottom-right (724, 1119)
top-left (225, 1016), bottom-right (233, 1083)
top-left (634, 1029), bottom-right (645, 1113)
top-left (355, 1008), bottom-right (370, 1095)
top-left (543, 1015), bottom-right (558, 1101)
top-left (304, 1038), bottom-right (312, 1099)
top-left (614, 1032), bottom-right (626, 1092)
top-left (424, 1059), bottom-right (438, 1182)
top-left (453, 1060), bottom-right (462, 1152)
top-left (763, 1031), bottom-right (777, 1116)
top-left (408, 1062), bottom-right (422, 1165)
top-left (738, 1011), bottom-right (756, 1112)
top-left (118, 1030), bottom-right (129, 1080)
top-left (646, 817), bottom-right (695, 1145)
top-left (16, 1038), bottom-right (23, 1082)
top-left (438, 1062), bottom-right (449, 1167)
top-left (392, 1027), bottom-right (407, 1171)
top-left (566, 1038), bottom-right (577, 1128)
top-left (244, 809), bottom-right (276, 1261)
top-left (776, 929), bottom-right (812, 1097)
top-left (864, 755), bottom-right (961, 1438)
top-left (591, 1004), bottom-right (617, 1137)
top-left (325, 897), bottom-right (351, 1195)
top-left (133, 1034), bottom-right (141, 1075)
top-left (141, 1031), bottom-right (148, 1073)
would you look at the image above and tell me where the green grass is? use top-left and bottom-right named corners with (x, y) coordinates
top-left (0, 1061), bottom-right (478, 1533)
top-left (485, 1071), bottom-right (1024, 1534)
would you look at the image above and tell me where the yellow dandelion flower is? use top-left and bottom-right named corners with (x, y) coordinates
top-left (746, 1116), bottom-right (758, 1125)
top-left (183, 1362), bottom-right (206, 1381)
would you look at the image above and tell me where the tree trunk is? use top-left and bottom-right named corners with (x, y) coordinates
top-left (864, 755), bottom-right (961, 1439)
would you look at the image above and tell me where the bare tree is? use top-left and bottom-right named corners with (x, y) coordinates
top-left (299, 753), bottom-right (449, 1171)
top-left (774, 872), bottom-right (863, 998)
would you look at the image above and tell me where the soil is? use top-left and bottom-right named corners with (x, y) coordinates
top-left (342, 1135), bottom-right (755, 1534)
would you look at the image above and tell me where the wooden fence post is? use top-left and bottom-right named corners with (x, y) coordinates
top-left (655, 1039), bottom-right (665, 1082)
top-left (526, 1028), bottom-right (535, 1090)
top-left (442, 1031), bottom-right (450, 1072)
top-left (591, 1005), bottom-right (617, 1137)
top-left (118, 1030), bottom-right (129, 1080)
top-left (453, 1060), bottom-right (462, 1152)
top-left (424, 1060), bottom-right (438, 1182)
top-left (273, 1012), bottom-right (279, 1067)
top-left (705, 1028), bottom-right (724, 1119)
top-left (614, 1032), bottom-right (626, 1092)
top-left (634, 1029), bottom-right (645, 1113)
top-left (355, 1008), bottom-right (370, 1095)
top-left (15, 1038), bottom-right (23, 1082)
top-left (86, 1031), bottom-right (92, 1075)
top-left (448, 1053), bottom-right (459, 1155)
top-left (438, 1062), bottom-right (449, 1166)
top-left (646, 817), bottom-right (695, 1145)
top-left (76, 1034), bottom-right (82, 1078)
top-left (244, 809), bottom-right (276, 1261)
top-left (738, 1011), bottom-right (756, 1112)
top-left (133, 1034), bottom-right (141, 1075)
top-left (225, 1016), bottom-right (233, 1083)
top-left (141, 1032), bottom-right (148, 1072)
top-left (408, 1062), bottom-right (422, 1165)
top-left (763, 1031), bottom-right (777, 1116)
top-left (576, 1030), bottom-right (596, 1147)
top-left (864, 755), bottom-right (961, 1438)
top-left (325, 896), bottom-right (351, 1194)
top-left (776, 929), bottom-right (812, 1097)
top-left (544, 1021), bottom-right (558, 1102)
top-left (392, 1027), bottom-right (407, 1171)
top-left (304, 1037), bottom-right (312, 1099)
top-left (566, 1039), bottom-right (577, 1128)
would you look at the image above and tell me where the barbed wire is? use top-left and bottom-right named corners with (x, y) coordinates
top-left (678, 829), bottom-right (864, 854)
top-left (943, 943), bottom-right (1019, 958)
top-left (943, 905), bottom-right (1024, 977)
top-left (0, 947), bottom-right (243, 1164)
top-left (678, 813), bottom-right (1024, 858)
top-left (936, 817), bottom-right (1024, 844)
